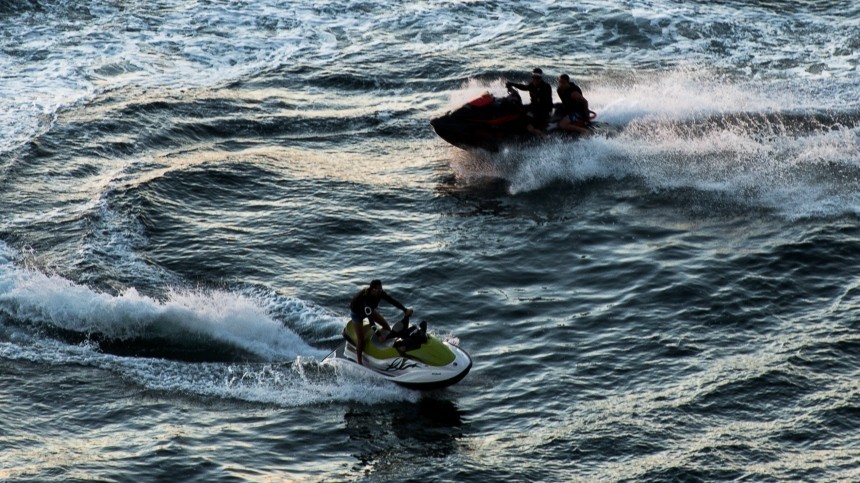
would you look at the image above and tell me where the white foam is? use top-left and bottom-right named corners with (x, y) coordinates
top-left (0, 337), bottom-right (417, 406)
top-left (0, 243), bottom-right (321, 360)
top-left (123, 357), bottom-right (418, 406)
top-left (0, 2), bottom-right (314, 154)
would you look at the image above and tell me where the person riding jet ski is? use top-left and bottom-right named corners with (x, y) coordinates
top-left (506, 67), bottom-right (553, 136)
top-left (556, 73), bottom-right (593, 137)
top-left (348, 279), bottom-right (413, 366)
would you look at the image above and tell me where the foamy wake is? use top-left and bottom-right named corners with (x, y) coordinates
top-left (0, 243), bottom-right (417, 405)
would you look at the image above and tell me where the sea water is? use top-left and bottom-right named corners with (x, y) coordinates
top-left (1, 1), bottom-right (858, 481)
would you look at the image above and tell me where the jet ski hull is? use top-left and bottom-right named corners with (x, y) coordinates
top-left (431, 88), bottom-right (619, 152)
top-left (430, 115), bottom-right (528, 152)
top-left (432, 114), bottom-right (617, 151)
top-left (324, 322), bottom-right (472, 390)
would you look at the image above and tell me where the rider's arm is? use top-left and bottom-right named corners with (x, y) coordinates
top-left (506, 82), bottom-right (529, 90)
top-left (381, 291), bottom-right (412, 317)
top-left (381, 291), bottom-right (406, 311)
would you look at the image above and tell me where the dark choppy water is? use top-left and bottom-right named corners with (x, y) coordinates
top-left (2, 1), bottom-right (859, 481)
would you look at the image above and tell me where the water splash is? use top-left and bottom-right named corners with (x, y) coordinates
top-left (447, 69), bottom-right (860, 219)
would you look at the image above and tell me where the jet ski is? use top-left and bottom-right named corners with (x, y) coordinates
top-left (430, 85), bottom-right (617, 151)
top-left (324, 316), bottom-right (472, 390)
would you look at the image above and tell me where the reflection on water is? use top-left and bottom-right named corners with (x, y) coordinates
top-left (344, 397), bottom-right (466, 475)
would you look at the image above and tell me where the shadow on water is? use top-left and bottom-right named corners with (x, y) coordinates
top-left (343, 397), bottom-right (466, 475)
top-left (36, 324), bottom-right (260, 363)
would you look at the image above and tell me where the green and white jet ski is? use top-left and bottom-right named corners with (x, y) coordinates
top-left (325, 317), bottom-right (472, 390)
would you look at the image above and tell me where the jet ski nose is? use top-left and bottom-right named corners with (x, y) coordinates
top-left (430, 115), bottom-right (451, 129)
top-left (430, 115), bottom-right (452, 134)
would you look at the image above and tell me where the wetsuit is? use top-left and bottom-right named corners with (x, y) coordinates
top-left (509, 79), bottom-right (553, 126)
top-left (349, 288), bottom-right (407, 323)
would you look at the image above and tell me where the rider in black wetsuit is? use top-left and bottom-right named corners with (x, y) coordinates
top-left (348, 279), bottom-right (413, 365)
top-left (507, 68), bottom-right (553, 135)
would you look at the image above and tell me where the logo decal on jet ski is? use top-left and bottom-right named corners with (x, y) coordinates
top-left (385, 358), bottom-right (419, 372)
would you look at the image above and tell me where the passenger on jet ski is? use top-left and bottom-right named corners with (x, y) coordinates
top-left (348, 279), bottom-right (413, 365)
top-left (556, 74), bottom-right (593, 137)
top-left (506, 67), bottom-right (553, 136)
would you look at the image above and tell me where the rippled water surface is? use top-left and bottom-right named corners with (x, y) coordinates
top-left (1, 1), bottom-right (859, 481)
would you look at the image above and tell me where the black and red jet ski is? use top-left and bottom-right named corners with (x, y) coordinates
top-left (430, 86), bottom-right (531, 152)
top-left (431, 85), bottom-right (614, 152)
